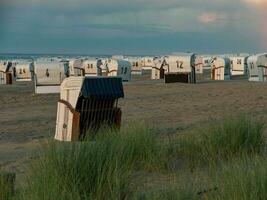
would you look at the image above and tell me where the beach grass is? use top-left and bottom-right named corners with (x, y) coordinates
top-left (8, 115), bottom-right (267, 200)
top-left (173, 115), bottom-right (265, 167)
top-left (18, 124), bottom-right (163, 200)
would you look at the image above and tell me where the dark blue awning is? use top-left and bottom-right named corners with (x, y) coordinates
top-left (80, 77), bottom-right (124, 99)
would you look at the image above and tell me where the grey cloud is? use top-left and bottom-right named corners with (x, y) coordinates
top-left (0, 0), bottom-right (265, 54)
top-left (1, 0), bottom-right (246, 14)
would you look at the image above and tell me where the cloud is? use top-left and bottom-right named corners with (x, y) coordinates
top-left (0, 0), bottom-right (266, 53)
top-left (0, 0), bottom-right (243, 14)
top-left (198, 12), bottom-right (227, 24)
top-left (243, 0), bottom-right (267, 5)
top-left (241, 0), bottom-right (267, 48)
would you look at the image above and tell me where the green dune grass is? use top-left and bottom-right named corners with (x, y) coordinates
top-left (1, 115), bottom-right (266, 200)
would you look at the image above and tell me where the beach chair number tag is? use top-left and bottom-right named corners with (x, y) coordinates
top-left (45, 69), bottom-right (50, 77)
top-left (63, 123), bottom-right (67, 129)
top-left (176, 61), bottom-right (184, 69)
top-left (19, 69), bottom-right (26, 74)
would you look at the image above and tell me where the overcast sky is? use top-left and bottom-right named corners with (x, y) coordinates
top-left (0, 0), bottom-right (266, 55)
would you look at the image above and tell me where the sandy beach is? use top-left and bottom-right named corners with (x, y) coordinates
top-left (1, 75), bottom-right (267, 181)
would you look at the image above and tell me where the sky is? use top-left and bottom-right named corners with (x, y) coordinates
top-left (0, 0), bottom-right (266, 55)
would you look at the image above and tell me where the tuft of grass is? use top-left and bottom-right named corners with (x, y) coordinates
top-left (0, 172), bottom-right (15, 200)
top-left (207, 155), bottom-right (267, 200)
top-left (133, 185), bottom-right (198, 200)
top-left (14, 116), bottom-right (267, 199)
top-left (19, 124), bottom-right (163, 200)
top-left (134, 155), bottom-right (267, 200)
top-left (174, 115), bottom-right (265, 166)
top-left (0, 178), bottom-right (11, 200)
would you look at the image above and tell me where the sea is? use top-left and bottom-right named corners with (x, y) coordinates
top-left (0, 53), bottom-right (151, 61)
top-left (0, 53), bottom-right (115, 61)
